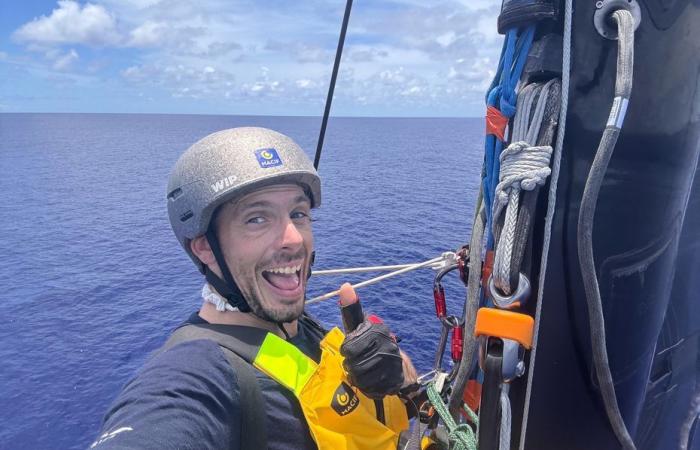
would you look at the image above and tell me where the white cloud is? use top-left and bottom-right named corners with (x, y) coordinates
top-left (401, 85), bottom-right (422, 96)
top-left (240, 67), bottom-right (285, 97)
top-left (106, 0), bottom-right (163, 9)
top-left (127, 20), bottom-right (166, 47)
top-left (436, 31), bottom-right (458, 48)
top-left (265, 41), bottom-right (332, 64)
top-left (51, 49), bottom-right (79, 70)
top-left (348, 47), bottom-right (389, 63)
top-left (121, 65), bottom-right (144, 80)
top-left (121, 61), bottom-right (237, 99)
top-left (296, 79), bottom-right (314, 89)
top-left (13, 1), bottom-right (121, 47)
top-left (7, 0), bottom-right (505, 115)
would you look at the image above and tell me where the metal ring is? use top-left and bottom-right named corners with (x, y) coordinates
top-left (501, 339), bottom-right (526, 382)
top-left (593, 0), bottom-right (642, 40)
top-left (478, 337), bottom-right (526, 383)
top-left (488, 273), bottom-right (531, 309)
top-left (439, 315), bottom-right (461, 328)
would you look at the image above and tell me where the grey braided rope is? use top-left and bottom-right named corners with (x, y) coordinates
top-left (499, 384), bottom-right (512, 450)
top-left (492, 80), bottom-right (555, 294)
top-left (448, 191), bottom-right (486, 417)
top-left (577, 9), bottom-right (636, 450)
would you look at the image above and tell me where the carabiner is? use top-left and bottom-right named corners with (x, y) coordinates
top-left (432, 251), bottom-right (470, 319)
top-left (433, 263), bottom-right (459, 319)
top-left (433, 315), bottom-right (460, 372)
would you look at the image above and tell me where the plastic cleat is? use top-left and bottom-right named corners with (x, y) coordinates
top-left (474, 307), bottom-right (535, 349)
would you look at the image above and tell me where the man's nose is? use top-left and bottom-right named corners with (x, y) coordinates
top-left (280, 220), bottom-right (304, 249)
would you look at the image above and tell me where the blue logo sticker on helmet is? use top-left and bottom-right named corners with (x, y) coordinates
top-left (255, 148), bottom-right (283, 168)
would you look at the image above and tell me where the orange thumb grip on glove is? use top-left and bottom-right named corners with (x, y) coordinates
top-left (339, 283), bottom-right (364, 333)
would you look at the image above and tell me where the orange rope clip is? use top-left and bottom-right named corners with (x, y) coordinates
top-left (474, 307), bottom-right (535, 349)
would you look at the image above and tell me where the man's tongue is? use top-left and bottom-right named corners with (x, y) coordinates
top-left (264, 272), bottom-right (300, 290)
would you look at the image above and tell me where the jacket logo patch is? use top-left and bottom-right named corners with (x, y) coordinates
top-left (331, 382), bottom-right (359, 416)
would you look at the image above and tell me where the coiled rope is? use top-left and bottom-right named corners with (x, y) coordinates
top-left (491, 78), bottom-right (559, 296)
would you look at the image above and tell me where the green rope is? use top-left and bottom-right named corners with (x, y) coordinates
top-left (427, 382), bottom-right (479, 450)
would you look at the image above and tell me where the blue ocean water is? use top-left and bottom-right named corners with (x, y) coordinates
top-left (0, 113), bottom-right (483, 449)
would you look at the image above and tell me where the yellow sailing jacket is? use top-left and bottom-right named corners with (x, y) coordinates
top-left (252, 327), bottom-right (409, 450)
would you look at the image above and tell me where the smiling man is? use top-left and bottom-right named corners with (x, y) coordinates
top-left (92, 127), bottom-right (412, 450)
top-left (192, 183), bottom-right (315, 329)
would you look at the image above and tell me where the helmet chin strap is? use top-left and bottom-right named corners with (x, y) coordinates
top-left (204, 228), bottom-right (315, 337)
top-left (204, 228), bottom-right (251, 313)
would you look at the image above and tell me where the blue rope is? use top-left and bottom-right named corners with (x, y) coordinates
top-left (482, 25), bottom-right (536, 249)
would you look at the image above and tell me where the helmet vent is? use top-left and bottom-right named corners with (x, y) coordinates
top-left (180, 210), bottom-right (193, 222)
top-left (167, 188), bottom-right (183, 201)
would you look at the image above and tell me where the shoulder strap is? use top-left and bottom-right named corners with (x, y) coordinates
top-left (163, 323), bottom-right (268, 362)
top-left (219, 347), bottom-right (268, 450)
top-left (163, 324), bottom-right (269, 449)
top-left (298, 313), bottom-right (328, 340)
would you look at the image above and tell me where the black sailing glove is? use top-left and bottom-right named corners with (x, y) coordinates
top-left (340, 316), bottom-right (405, 399)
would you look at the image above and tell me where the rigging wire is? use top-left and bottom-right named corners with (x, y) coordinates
top-left (314, 0), bottom-right (354, 170)
top-left (312, 261), bottom-right (448, 275)
top-left (306, 254), bottom-right (452, 305)
top-left (518, 0), bottom-right (573, 445)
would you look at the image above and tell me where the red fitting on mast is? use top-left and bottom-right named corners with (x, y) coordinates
top-left (451, 325), bottom-right (464, 362)
top-left (433, 285), bottom-right (446, 318)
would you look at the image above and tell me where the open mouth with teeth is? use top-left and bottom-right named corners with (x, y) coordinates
top-left (261, 264), bottom-right (303, 299)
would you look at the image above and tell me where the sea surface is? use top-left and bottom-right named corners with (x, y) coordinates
top-left (0, 113), bottom-right (484, 449)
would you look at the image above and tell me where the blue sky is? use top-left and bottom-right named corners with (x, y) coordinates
top-left (1, 0), bottom-right (503, 116)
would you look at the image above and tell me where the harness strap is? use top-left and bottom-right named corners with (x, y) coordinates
top-left (162, 324), bottom-right (269, 449)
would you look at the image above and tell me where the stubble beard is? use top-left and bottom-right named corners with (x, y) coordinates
top-left (244, 264), bottom-right (306, 323)
top-left (248, 250), bottom-right (308, 323)
top-left (247, 287), bottom-right (305, 323)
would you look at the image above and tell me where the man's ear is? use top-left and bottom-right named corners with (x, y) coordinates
top-left (190, 235), bottom-right (216, 267)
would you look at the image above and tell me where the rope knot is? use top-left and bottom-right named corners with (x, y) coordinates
top-left (449, 423), bottom-right (478, 450)
top-left (493, 141), bottom-right (553, 221)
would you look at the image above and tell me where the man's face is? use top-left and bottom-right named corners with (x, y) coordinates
top-left (215, 184), bottom-right (314, 322)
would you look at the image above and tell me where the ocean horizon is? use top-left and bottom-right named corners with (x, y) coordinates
top-left (0, 112), bottom-right (484, 449)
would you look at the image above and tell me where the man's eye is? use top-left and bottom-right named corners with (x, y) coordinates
top-left (246, 216), bottom-right (266, 225)
top-left (291, 211), bottom-right (310, 220)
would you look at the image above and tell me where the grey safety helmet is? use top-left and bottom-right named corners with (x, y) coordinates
top-left (167, 127), bottom-right (321, 312)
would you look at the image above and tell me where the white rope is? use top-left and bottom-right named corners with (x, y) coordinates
top-left (492, 141), bottom-right (553, 294)
top-left (499, 384), bottom-right (512, 450)
top-left (312, 261), bottom-right (449, 275)
top-left (519, 0), bottom-right (571, 445)
top-left (202, 283), bottom-right (237, 312)
top-left (305, 254), bottom-right (452, 305)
